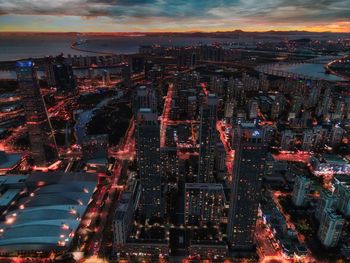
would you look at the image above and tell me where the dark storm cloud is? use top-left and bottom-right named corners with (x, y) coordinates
top-left (0, 0), bottom-right (349, 23)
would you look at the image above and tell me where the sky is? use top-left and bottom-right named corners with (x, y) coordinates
top-left (0, 0), bottom-right (349, 32)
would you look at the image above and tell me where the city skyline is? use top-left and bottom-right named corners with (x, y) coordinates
top-left (0, 3), bottom-right (350, 261)
top-left (0, 0), bottom-right (350, 32)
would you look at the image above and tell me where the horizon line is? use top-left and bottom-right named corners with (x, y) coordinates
top-left (1, 29), bottom-right (350, 34)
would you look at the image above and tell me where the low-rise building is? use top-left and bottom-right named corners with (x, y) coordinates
top-left (0, 172), bottom-right (98, 255)
top-left (311, 154), bottom-right (350, 176)
top-left (119, 239), bottom-right (169, 259)
top-left (0, 151), bottom-right (22, 175)
top-left (189, 240), bottom-right (227, 260)
top-left (184, 183), bottom-right (226, 225)
top-left (113, 180), bottom-right (140, 245)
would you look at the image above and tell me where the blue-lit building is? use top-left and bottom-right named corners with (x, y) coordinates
top-left (16, 60), bottom-right (58, 166)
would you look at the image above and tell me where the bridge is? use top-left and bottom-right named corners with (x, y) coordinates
top-left (256, 63), bottom-right (320, 81)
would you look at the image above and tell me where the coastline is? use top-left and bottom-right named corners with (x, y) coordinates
top-left (325, 58), bottom-right (350, 81)
top-left (70, 42), bottom-right (118, 56)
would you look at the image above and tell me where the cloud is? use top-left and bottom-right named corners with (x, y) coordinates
top-left (0, 0), bottom-right (349, 31)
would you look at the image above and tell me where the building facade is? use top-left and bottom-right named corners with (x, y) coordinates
top-left (292, 176), bottom-right (312, 207)
top-left (227, 123), bottom-right (267, 251)
top-left (184, 183), bottom-right (226, 225)
top-left (136, 108), bottom-right (162, 218)
top-left (198, 94), bottom-right (218, 183)
top-left (318, 209), bottom-right (345, 248)
top-left (16, 60), bottom-right (58, 166)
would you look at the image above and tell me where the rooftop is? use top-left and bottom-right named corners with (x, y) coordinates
top-left (0, 189), bottom-right (21, 207)
top-left (0, 175), bottom-right (28, 187)
top-left (0, 152), bottom-right (22, 171)
top-left (0, 172), bottom-right (98, 253)
top-left (240, 122), bottom-right (257, 129)
top-left (322, 154), bottom-right (347, 164)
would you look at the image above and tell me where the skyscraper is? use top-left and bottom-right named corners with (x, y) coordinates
top-left (292, 176), bottom-right (312, 207)
top-left (136, 108), bottom-right (162, 218)
top-left (45, 55), bottom-right (76, 93)
top-left (334, 181), bottom-right (350, 217)
top-left (133, 85), bottom-right (157, 117)
top-left (52, 61), bottom-right (76, 93)
top-left (227, 123), bottom-right (267, 251)
top-left (315, 190), bottom-right (337, 220)
top-left (16, 60), bottom-right (58, 166)
top-left (318, 209), bottom-right (345, 248)
top-left (198, 93), bottom-right (218, 183)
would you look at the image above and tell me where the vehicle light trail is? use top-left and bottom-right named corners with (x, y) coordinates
top-left (216, 120), bottom-right (235, 175)
top-left (160, 83), bottom-right (173, 148)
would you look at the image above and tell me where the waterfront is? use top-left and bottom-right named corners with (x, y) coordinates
top-left (257, 60), bottom-right (348, 82)
top-left (0, 34), bottom-right (86, 61)
top-left (0, 34), bottom-right (229, 79)
top-left (275, 63), bottom-right (345, 81)
top-left (1, 35), bottom-right (348, 82)
top-left (0, 34), bottom-right (231, 61)
top-left (75, 95), bottom-right (122, 144)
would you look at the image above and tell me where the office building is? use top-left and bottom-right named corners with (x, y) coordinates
top-left (136, 108), bottom-right (162, 218)
top-left (227, 123), bottom-right (267, 251)
top-left (16, 60), bottom-right (58, 166)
